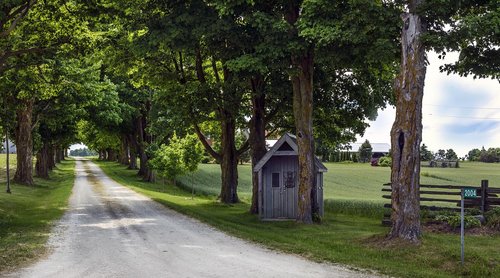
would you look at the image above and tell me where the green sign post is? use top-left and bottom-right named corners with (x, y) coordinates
top-left (461, 187), bottom-right (479, 265)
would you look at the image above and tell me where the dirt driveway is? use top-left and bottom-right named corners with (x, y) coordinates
top-left (7, 159), bottom-right (376, 278)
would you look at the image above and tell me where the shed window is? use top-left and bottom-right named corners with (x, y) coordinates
top-left (272, 173), bottom-right (280, 187)
top-left (285, 171), bottom-right (296, 188)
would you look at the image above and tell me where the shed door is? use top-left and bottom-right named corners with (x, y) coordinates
top-left (267, 157), bottom-right (298, 219)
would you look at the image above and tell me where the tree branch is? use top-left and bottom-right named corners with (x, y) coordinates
top-left (195, 46), bottom-right (206, 83)
top-left (0, 0), bottom-right (37, 39)
top-left (212, 57), bottom-right (221, 84)
top-left (236, 139), bottom-right (250, 157)
top-left (193, 123), bottom-right (222, 161)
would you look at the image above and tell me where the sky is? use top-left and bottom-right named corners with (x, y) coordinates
top-left (357, 51), bottom-right (500, 158)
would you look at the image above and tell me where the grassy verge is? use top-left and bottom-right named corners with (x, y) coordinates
top-left (97, 160), bottom-right (500, 278)
top-left (0, 159), bottom-right (75, 273)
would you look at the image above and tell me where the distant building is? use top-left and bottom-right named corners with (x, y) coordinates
top-left (339, 142), bottom-right (390, 161)
top-left (1, 139), bottom-right (16, 154)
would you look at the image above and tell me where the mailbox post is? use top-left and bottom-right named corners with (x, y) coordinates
top-left (461, 187), bottom-right (478, 265)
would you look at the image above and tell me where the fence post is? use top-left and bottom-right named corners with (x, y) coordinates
top-left (481, 180), bottom-right (488, 214)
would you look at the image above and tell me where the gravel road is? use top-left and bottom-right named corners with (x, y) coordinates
top-left (7, 159), bottom-right (376, 278)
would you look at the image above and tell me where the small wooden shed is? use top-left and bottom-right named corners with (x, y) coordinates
top-left (253, 133), bottom-right (328, 220)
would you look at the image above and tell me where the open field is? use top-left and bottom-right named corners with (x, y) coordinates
top-left (177, 161), bottom-right (500, 205)
top-left (98, 160), bottom-right (500, 278)
top-left (0, 153), bottom-right (17, 184)
top-left (0, 159), bottom-right (75, 273)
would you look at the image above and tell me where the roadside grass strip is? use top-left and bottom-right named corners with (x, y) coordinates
top-left (0, 159), bottom-right (75, 273)
top-left (97, 160), bottom-right (500, 278)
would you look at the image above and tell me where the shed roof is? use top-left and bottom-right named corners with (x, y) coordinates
top-left (253, 133), bottom-right (328, 173)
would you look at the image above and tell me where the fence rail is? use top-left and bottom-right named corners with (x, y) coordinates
top-left (382, 180), bottom-right (499, 225)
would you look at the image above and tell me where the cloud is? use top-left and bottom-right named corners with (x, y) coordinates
top-left (357, 51), bottom-right (500, 158)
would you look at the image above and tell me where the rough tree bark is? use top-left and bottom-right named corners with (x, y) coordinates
top-left (59, 148), bottom-right (65, 161)
top-left (219, 111), bottom-right (239, 203)
top-left (127, 133), bottom-right (138, 169)
top-left (136, 112), bottom-right (155, 182)
top-left (14, 98), bottom-right (34, 185)
top-left (119, 135), bottom-right (130, 165)
top-left (55, 146), bottom-right (62, 163)
top-left (48, 145), bottom-right (55, 170)
top-left (388, 2), bottom-right (426, 243)
top-left (106, 148), bottom-right (116, 162)
top-left (285, 3), bottom-right (316, 224)
top-left (249, 77), bottom-right (267, 214)
top-left (35, 141), bottom-right (50, 178)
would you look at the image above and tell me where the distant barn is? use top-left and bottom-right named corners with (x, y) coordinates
top-left (254, 133), bottom-right (327, 220)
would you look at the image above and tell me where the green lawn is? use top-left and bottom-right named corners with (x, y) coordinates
top-left (177, 161), bottom-right (500, 208)
top-left (0, 159), bottom-right (75, 273)
top-left (98, 160), bottom-right (500, 278)
top-left (0, 153), bottom-right (17, 184)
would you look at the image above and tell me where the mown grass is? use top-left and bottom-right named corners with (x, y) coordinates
top-left (97, 160), bottom-right (500, 278)
top-left (177, 161), bottom-right (500, 211)
top-left (0, 153), bottom-right (17, 184)
top-left (0, 159), bottom-right (75, 273)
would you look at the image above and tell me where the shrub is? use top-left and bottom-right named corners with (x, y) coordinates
top-left (201, 156), bottom-right (211, 164)
top-left (378, 156), bottom-right (392, 167)
top-left (485, 207), bottom-right (500, 230)
top-left (435, 214), bottom-right (481, 229)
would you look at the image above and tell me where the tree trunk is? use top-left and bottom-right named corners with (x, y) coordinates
top-left (285, 2), bottom-right (317, 224)
top-left (291, 49), bottom-right (316, 224)
top-left (48, 145), bottom-right (56, 170)
top-left (219, 112), bottom-right (239, 203)
top-left (107, 148), bottom-right (116, 161)
top-left (14, 98), bottom-right (34, 186)
top-left (249, 77), bottom-right (267, 214)
top-left (59, 148), bottom-right (65, 161)
top-left (119, 135), bottom-right (130, 165)
top-left (136, 116), bottom-right (148, 177)
top-left (54, 146), bottom-right (62, 164)
top-left (127, 134), bottom-right (138, 169)
top-left (388, 6), bottom-right (426, 243)
top-left (35, 141), bottom-right (50, 178)
top-left (98, 150), bottom-right (106, 160)
top-left (136, 114), bottom-right (155, 182)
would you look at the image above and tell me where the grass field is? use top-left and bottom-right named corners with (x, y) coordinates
top-left (0, 153), bottom-right (17, 184)
top-left (177, 161), bottom-right (500, 205)
top-left (98, 160), bottom-right (500, 278)
top-left (0, 159), bottom-right (75, 273)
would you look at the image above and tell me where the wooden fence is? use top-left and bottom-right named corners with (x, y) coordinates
top-left (382, 180), bottom-right (500, 225)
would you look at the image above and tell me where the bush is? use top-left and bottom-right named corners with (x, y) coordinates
top-left (485, 207), bottom-right (500, 230)
top-left (201, 156), bottom-right (211, 164)
top-left (435, 214), bottom-right (481, 229)
top-left (378, 156), bottom-right (392, 167)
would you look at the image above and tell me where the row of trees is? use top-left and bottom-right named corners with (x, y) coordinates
top-left (420, 144), bottom-right (458, 161)
top-left (69, 148), bottom-right (96, 157)
top-left (2, 0), bottom-right (497, 244)
top-left (467, 147), bottom-right (500, 163)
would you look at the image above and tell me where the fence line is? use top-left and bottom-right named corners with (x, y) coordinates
top-left (382, 180), bottom-right (499, 225)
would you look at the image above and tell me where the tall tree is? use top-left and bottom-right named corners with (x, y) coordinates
top-left (389, 0), bottom-right (498, 243)
top-left (389, 0), bottom-right (427, 243)
top-left (359, 140), bottom-right (373, 163)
